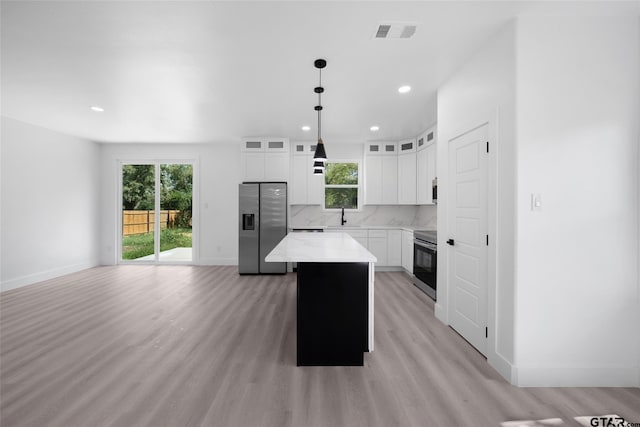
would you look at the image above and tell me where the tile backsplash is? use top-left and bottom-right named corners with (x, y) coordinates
top-left (290, 205), bottom-right (436, 229)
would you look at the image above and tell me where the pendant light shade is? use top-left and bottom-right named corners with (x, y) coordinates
top-left (312, 59), bottom-right (328, 168)
top-left (313, 159), bottom-right (325, 175)
top-left (313, 138), bottom-right (327, 162)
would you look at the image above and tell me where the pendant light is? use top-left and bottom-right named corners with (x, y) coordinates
top-left (313, 58), bottom-right (327, 174)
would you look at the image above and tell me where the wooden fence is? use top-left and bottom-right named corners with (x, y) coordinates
top-left (122, 210), bottom-right (180, 236)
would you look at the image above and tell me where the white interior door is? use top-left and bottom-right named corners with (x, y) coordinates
top-left (447, 124), bottom-right (488, 355)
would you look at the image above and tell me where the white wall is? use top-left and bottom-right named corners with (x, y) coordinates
top-left (1, 117), bottom-right (100, 291)
top-left (436, 21), bottom-right (517, 382)
top-left (514, 16), bottom-right (639, 387)
top-left (99, 143), bottom-right (240, 266)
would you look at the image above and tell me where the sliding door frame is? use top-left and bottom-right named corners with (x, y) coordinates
top-left (117, 158), bottom-right (199, 265)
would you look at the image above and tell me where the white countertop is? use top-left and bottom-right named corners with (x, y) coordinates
top-left (265, 232), bottom-right (377, 263)
top-left (289, 225), bottom-right (431, 232)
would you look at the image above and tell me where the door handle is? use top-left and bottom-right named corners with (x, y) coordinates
top-left (446, 239), bottom-right (455, 246)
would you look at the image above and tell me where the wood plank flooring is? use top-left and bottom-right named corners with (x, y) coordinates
top-left (1, 266), bottom-right (639, 427)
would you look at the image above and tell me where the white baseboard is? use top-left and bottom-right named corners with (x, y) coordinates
top-left (488, 352), bottom-right (516, 384)
top-left (1, 261), bottom-right (99, 293)
top-left (515, 364), bottom-right (639, 387)
top-left (198, 257), bottom-right (237, 266)
top-left (374, 266), bottom-right (404, 272)
top-left (434, 302), bottom-right (447, 324)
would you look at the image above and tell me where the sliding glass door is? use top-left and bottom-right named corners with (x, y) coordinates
top-left (120, 162), bottom-right (194, 263)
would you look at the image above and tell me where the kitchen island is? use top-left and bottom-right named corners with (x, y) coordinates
top-left (265, 232), bottom-right (376, 366)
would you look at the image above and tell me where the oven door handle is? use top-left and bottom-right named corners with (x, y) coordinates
top-left (414, 240), bottom-right (437, 251)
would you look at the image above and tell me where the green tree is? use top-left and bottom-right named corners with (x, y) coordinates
top-left (122, 165), bottom-right (155, 210)
top-left (160, 164), bottom-right (193, 210)
top-left (325, 163), bottom-right (358, 186)
top-left (161, 164), bottom-right (193, 228)
top-left (324, 163), bottom-right (358, 209)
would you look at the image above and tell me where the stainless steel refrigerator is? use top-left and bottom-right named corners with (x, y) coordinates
top-left (238, 182), bottom-right (287, 274)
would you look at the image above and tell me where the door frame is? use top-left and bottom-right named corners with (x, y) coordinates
top-left (117, 158), bottom-right (199, 265)
top-left (435, 115), bottom-right (501, 374)
top-left (446, 123), bottom-right (489, 355)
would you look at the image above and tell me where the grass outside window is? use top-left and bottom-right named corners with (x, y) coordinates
top-left (122, 228), bottom-right (192, 260)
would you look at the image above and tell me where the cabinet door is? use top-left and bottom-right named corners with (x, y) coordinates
top-left (399, 139), bottom-right (416, 153)
top-left (426, 143), bottom-right (436, 205)
top-left (308, 169), bottom-right (323, 205)
top-left (290, 156), bottom-right (307, 204)
top-left (398, 153), bottom-right (416, 204)
top-left (344, 231), bottom-right (368, 249)
top-left (381, 155), bottom-right (398, 204)
top-left (242, 139), bottom-right (264, 152)
top-left (264, 139), bottom-right (288, 153)
top-left (264, 152), bottom-right (289, 181)
top-left (416, 147), bottom-right (429, 204)
top-left (242, 153), bottom-right (266, 181)
top-left (368, 237), bottom-right (388, 266)
top-left (365, 156), bottom-right (383, 205)
top-left (387, 230), bottom-right (402, 266)
top-left (401, 230), bottom-right (414, 273)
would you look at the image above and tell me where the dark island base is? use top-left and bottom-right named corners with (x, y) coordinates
top-left (296, 262), bottom-right (369, 366)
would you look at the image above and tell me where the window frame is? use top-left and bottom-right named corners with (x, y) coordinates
top-left (322, 159), bottom-right (362, 211)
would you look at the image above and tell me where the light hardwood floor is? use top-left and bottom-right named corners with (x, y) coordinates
top-left (1, 266), bottom-right (639, 427)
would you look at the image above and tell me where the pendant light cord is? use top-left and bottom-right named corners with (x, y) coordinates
top-left (317, 67), bottom-right (322, 142)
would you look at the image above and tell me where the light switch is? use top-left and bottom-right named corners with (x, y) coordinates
top-left (531, 193), bottom-right (542, 212)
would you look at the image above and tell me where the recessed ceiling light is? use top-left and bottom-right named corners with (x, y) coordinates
top-left (90, 106), bottom-right (105, 112)
top-left (370, 126), bottom-right (380, 132)
top-left (301, 125), bottom-right (311, 131)
top-left (398, 85), bottom-right (411, 94)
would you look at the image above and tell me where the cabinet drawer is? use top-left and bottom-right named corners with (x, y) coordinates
top-left (346, 230), bottom-right (368, 239)
top-left (368, 230), bottom-right (387, 238)
top-left (325, 229), bottom-right (368, 239)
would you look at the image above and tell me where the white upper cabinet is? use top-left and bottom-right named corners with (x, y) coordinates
top-left (364, 127), bottom-right (437, 206)
top-left (364, 142), bottom-right (398, 205)
top-left (241, 137), bottom-right (290, 182)
top-left (416, 127), bottom-right (437, 205)
top-left (397, 138), bottom-right (417, 204)
top-left (290, 142), bottom-right (322, 205)
top-left (398, 138), bottom-right (417, 154)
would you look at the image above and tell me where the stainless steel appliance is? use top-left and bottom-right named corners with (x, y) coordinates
top-left (413, 230), bottom-right (437, 300)
top-left (239, 182), bottom-right (287, 274)
top-left (432, 177), bottom-right (438, 205)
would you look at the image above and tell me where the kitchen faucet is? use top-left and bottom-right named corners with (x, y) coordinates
top-left (341, 207), bottom-right (347, 226)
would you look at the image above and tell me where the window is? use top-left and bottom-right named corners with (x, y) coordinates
top-left (324, 161), bottom-right (360, 209)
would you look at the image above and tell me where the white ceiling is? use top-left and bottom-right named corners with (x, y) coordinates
top-left (1, 1), bottom-right (638, 144)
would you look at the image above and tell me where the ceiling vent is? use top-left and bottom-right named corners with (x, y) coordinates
top-left (373, 22), bottom-right (417, 39)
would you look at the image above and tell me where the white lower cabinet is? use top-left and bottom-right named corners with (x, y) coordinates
top-left (325, 228), bottom-right (405, 268)
top-left (368, 230), bottom-right (388, 266)
top-left (347, 230), bottom-right (368, 249)
top-left (387, 230), bottom-right (402, 267)
top-left (326, 229), bottom-right (368, 249)
top-left (401, 230), bottom-right (414, 273)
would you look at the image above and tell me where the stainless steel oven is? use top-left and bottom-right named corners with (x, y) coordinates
top-left (413, 230), bottom-right (437, 300)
